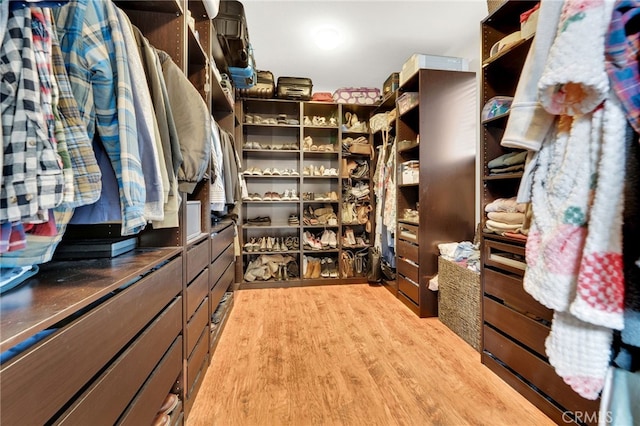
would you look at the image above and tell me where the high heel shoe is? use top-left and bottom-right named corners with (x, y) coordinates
top-left (266, 236), bottom-right (274, 251)
top-left (280, 237), bottom-right (287, 252)
top-left (259, 237), bottom-right (267, 251)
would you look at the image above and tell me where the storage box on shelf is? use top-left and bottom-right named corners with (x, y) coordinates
top-left (480, 3), bottom-right (600, 425)
top-left (396, 67), bottom-right (476, 318)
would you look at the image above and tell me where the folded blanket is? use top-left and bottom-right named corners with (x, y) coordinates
top-left (490, 164), bottom-right (525, 174)
top-left (487, 150), bottom-right (528, 169)
top-left (485, 197), bottom-right (527, 213)
top-left (487, 211), bottom-right (525, 225)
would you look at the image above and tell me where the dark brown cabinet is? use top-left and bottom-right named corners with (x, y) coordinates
top-left (0, 0), bottom-right (237, 423)
top-left (395, 68), bottom-right (476, 317)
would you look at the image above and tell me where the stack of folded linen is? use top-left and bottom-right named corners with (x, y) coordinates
top-left (487, 150), bottom-right (527, 175)
top-left (484, 197), bottom-right (527, 238)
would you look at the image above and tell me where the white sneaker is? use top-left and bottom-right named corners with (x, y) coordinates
top-left (282, 189), bottom-right (291, 200)
top-left (328, 230), bottom-right (337, 248)
top-left (290, 189), bottom-right (299, 200)
top-left (320, 230), bottom-right (330, 247)
top-left (263, 168), bottom-right (273, 175)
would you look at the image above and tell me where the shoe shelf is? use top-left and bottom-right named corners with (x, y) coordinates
top-left (244, 175), bottom-right (300, 179)
top-left (239, 99), bottom-right (378, 288)
top-left (242, 148), bottom-right (300, 152)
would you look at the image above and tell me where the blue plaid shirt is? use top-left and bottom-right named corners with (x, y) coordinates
top-left (53, 0), bottom-right (146, 235)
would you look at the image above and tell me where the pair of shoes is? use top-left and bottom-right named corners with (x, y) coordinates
top-left (284, 236), bottom-right (299, 249)
top-left (152, 393), bottom-right (180, 426)
top-left (263, 168), bottom-right (281, 176)
top-left (343, 227), bottom-right (357, 246)
top-left (243, 193), bottom-right (263, 201)
top-left (318, 144), bottom-right (334, 152)
top-left (262, 192), bottom-right (281, 201)
top-left (319, 230), bottom-right (338, 248)
top-left (282, 189), bottom-right (299, 200)
top-left (247, 216), bottom-right (271, 226)
top-left (323, 168), bottom-right (338, 177)
top-left (288, 214), bottom-right (299, 226)
top-left (321, 257), bottom-right (338, 278)
top-left (303, 256), bottom-right (323, 279)
top-left (303, 136), bottom-right (313, 151)
top-left (302, 231), bottom-right (323, 250)
top-left (243, 167), bottom-right (263, 175)
top-left (244, 238), bottom-right (261, 252)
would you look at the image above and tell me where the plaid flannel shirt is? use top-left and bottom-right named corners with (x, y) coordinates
top-left (0, 6), bottom-right (64, 223)
top-left (53, 0), bottom-right (146, 235)
top-left (50, 11), bottom-right (101, 208)
top-left (606, 0), bottom-right (640, 135)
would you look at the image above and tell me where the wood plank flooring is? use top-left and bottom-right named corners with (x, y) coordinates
top-left (187, 284), bottom-right (555, 426)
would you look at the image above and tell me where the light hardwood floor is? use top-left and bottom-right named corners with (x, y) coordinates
top-left (188, 284), bottom-right (555, 426)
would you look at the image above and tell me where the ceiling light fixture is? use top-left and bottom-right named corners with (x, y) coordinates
top-left (313, 27), bottom-right (342, 51)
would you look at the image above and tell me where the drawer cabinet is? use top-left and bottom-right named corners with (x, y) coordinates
top-left (0, 254), bottom-right (182, 425)
top-left (187, 267), bottom-right (209, 320)
top-left (187, 238), bottom-right (210, 283)
top-left (397, 240), bottom-right (419, 264)
top-left (398, 275), bottom-right (420, 305)
top-left (56, 298), bottom-right (182, 425)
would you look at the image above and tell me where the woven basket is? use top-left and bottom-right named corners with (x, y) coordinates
top-left (486, 0), bottom-right (507, 14)
top-left (437, 257), bottom-right (481, 352)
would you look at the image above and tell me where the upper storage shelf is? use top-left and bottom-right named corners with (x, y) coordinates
top-left (114, 0), bottom-right (183, 14)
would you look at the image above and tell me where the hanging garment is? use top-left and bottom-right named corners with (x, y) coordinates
top-left (500, 0), bottom-right (563, 202)
top-left (1, 6), bottom-right (64, 223)
top-left (53, 0), bottom-right (147, 236)
top-left (156, 49), bottom-right (211, 194)
top-left (605, 0), bottom-right (640, 135)
top-left (115, 7), bottom-right (164, 222)
top-left (523, 0), bottom-right (624, 400)
top-left (210, 121), bottom-right (226, 211)
top-left (129, 25), bottom-right (181, 229)
top-left (49, 16), bottom-right (101, 208)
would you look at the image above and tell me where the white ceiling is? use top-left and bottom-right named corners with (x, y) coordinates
top-left (241, 0), bottom-right (489, 93)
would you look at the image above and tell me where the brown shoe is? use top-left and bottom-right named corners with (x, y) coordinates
top-left (159, 393), bottom-right (179, 414)
top-left (152, 413), bottom-right (170, 426)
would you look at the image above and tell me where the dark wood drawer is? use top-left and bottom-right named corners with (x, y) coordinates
top-left (211, 262), bottom-right (234, 313)
top-left (186, 267), bottom-right (209, 320)
top-left (211, 224), bottom-right (234, 262)
top-left (484, 239), bottom-right (525, 277)
top-left (397, 240), bottom-right (419, 264)
top-left (187, 238), bottom-right (210, 283)
top-left (186, 327), bottom-right (209, 397)
top-left (210, 243), bottom-right (234, 280)
top-left (397, 257), bottom-right (419, 284)
top-left (484, 268), bottom-right (552, 322)
top-left (187, 297), bottom-right (209, 357)
top-left (483, 297), bottom-right (549, 357)
top-left (484, 326), bottom-right (600, 417)
top-left (398, 275), bottom-right (420, 305)
top-left (397, 223), bottom-right (418, 244)
top-left (55, 297), bottom-right (181, 425)
top-left (0, 257), bottom-right (182, 426)
top-left (118, 336), bottom-right (183, 426)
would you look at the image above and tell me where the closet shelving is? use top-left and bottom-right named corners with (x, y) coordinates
top-left (480, 2), bottom-right (600, 425)
top-left (1, 1), bottom-right (237, 424)
top-left (395, 68), bottom-right (476, 318)
top-left (371, 91), bottom-right (398, 294)
top-left (339, 103), bottom-right (376, 282)
top-left (239, 99), bottom-right (375, 287)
